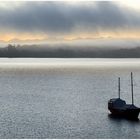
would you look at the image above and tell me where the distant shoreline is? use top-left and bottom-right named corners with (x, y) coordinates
top-left (1, 44), bottom-right (140, 58)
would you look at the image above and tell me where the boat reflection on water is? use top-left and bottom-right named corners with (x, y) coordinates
top-left (108, 72), bottom-right (140, 120)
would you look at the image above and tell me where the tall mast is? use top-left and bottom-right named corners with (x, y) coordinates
top-left (118, 77), bottom-right (120, 99)
top-left (131, 72), bottom-right (134, 105)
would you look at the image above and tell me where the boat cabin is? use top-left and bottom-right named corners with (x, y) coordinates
top-left (108, 98), bottom-right (126, 109)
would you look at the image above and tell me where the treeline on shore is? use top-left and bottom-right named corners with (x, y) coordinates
top-left (1, 44), bottom-right (140, 58)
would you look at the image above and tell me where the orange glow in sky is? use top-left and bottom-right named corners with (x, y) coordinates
top-left (0, 33), bottom-right (48, 42)
top-left (1, 30), bottom-right (140, 43)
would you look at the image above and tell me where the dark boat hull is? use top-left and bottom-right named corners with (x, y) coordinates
top-left (109, 108), bottom-right (140, 119)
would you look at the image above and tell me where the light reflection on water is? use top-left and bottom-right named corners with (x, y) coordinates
top-left (0, 58), bottom-right (139, 138)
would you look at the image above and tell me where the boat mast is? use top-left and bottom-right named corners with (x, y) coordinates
top-left (118, 77), bottom-right (120, 99)
top-left (131, 72), bottom-right (134, 105)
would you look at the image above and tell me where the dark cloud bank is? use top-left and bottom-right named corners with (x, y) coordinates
top-left (0, 1), bottom-right (140, 34)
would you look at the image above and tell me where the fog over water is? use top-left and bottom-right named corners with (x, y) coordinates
top-left (1, 58), bottom-right (140, 68)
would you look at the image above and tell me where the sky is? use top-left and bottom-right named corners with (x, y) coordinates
top-left (1, 0), bottom-right (140, 47)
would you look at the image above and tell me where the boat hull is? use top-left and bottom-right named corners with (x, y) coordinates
top-left (109, 108), bottom-right (140, 119)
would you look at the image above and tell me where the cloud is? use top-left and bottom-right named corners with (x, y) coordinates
top-left (0, 1), bottom-right (140, 35)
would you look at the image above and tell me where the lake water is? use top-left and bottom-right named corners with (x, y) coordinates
top-left (0, 58), bottom-right (140, 138)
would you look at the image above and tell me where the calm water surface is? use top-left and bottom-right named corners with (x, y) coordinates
top-left (0, 58), bottom-right (140, 138)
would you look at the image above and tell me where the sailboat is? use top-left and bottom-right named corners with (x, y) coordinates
top-left (108, 72), bottom-right (140, 119)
